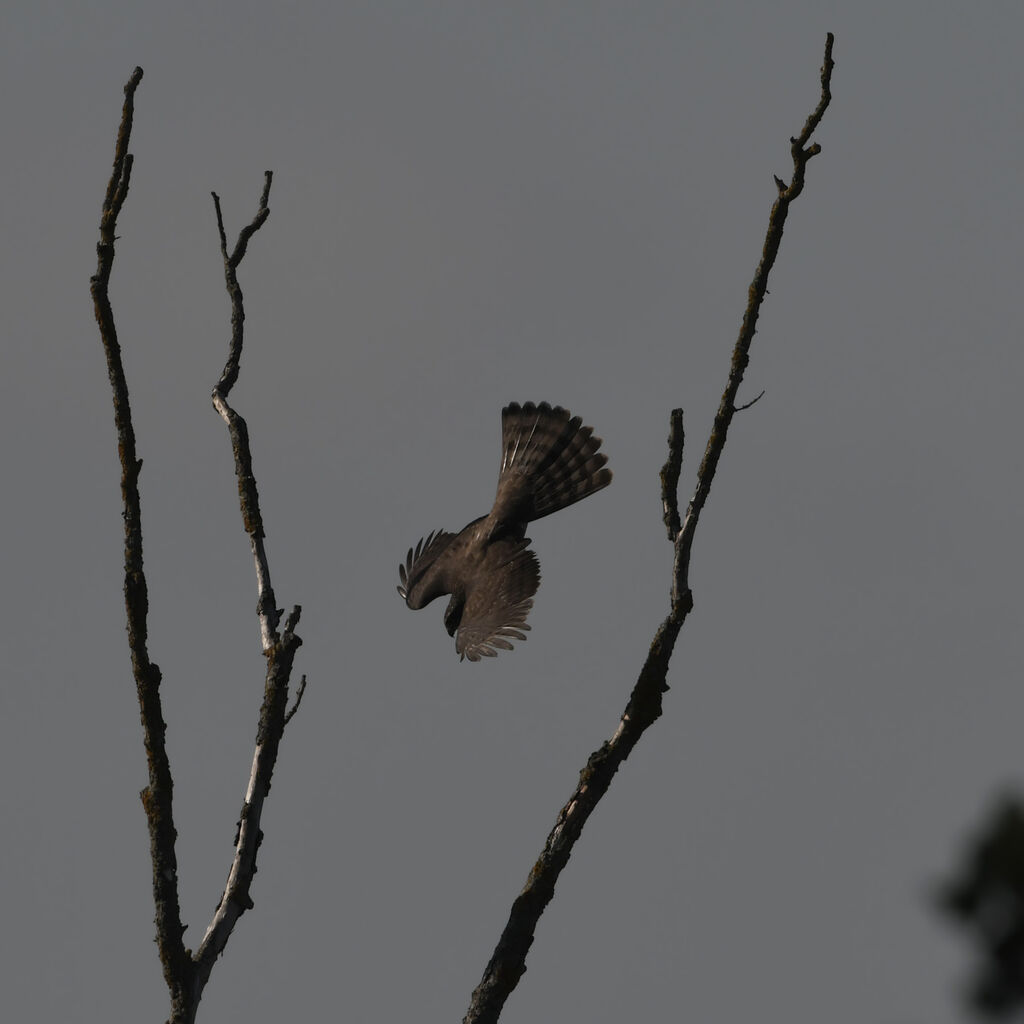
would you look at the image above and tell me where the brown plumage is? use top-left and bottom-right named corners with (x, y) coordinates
top-left (397, 402), bottom-right (612, 662)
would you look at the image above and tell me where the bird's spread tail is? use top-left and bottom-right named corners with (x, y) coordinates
top-left (495, 401), bottom-right (612, 523)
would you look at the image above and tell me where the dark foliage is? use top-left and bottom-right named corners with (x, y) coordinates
top-left (939, 794), bottom-right (1024, 1018)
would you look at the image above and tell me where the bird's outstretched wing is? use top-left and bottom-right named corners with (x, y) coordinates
top-left (397, 530), bottom-right (456, 601)
top-left (455, 539), bottom-right (540, 662)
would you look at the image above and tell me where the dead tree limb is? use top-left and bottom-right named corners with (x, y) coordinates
top-left (91, 71), bottom-right (303, 1024)
top-left (89, 66), bottom-right (192, 1018)
top-left (190, 177), bottom-right (305, 1010)
top-left (463, 32), bottom-right (836, 1024)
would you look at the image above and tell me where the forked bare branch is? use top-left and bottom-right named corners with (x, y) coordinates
top-left (192, 178), bottom-right (304, 1006)
top-left (463, 32), bottom-right (836, 1024)
top-left (92, 72), bottom-right (304, 1024)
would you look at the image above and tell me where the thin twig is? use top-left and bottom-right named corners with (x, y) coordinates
top-left (285, 674), bottom-right (308, 725)
top-left (463, 33), bottom-right (836, 1024)
top-left (734, 389), bottom-right (766, 413)
top-left (90, 67), bottom-right (195, 1019)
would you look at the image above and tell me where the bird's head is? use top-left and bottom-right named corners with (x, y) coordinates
top-left (443, 593), bottom-right (465, 637)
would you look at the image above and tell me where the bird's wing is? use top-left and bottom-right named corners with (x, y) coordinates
top-left (397, 530), bottom-right (457, 600)
top-left (456, 540), bottom-right (541, 662)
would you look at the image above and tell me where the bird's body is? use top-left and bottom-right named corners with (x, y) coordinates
top-left (398, 401), bottom-right (612, 661)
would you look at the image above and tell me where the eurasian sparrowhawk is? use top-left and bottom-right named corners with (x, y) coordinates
top-left (397, 402), bottom-right (612, 661)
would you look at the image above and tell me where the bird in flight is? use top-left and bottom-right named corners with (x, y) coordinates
top-left (397, 401), bottom-right (612, 662)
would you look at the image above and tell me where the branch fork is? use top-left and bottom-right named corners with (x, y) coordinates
top-left (93, 74), bottom-right (304, 1024)
top-left (463, 33), bottom-right (835, 1024)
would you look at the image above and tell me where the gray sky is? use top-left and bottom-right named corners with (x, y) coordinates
top-left (2, 3), bottom-right (1022, 1022)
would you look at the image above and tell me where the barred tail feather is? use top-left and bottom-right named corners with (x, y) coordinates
top-left (498, 401), bottom-right (612, 522)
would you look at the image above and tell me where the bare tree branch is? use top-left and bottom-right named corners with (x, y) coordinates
top-left (463, 33), bottom-right (836, 1024)
top-left (660, 408), bottom-right (685, 541)
top-left (89, 66), bottom-right (194, 1020)
top-left (191, 178), bottom-right (304, 1006)
top-left (93, 74), bottom-right (303, 1023)
top-left (678, 32), bottom-right (836, 589)
top-left (211, 175), bottom-right (279, 649)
